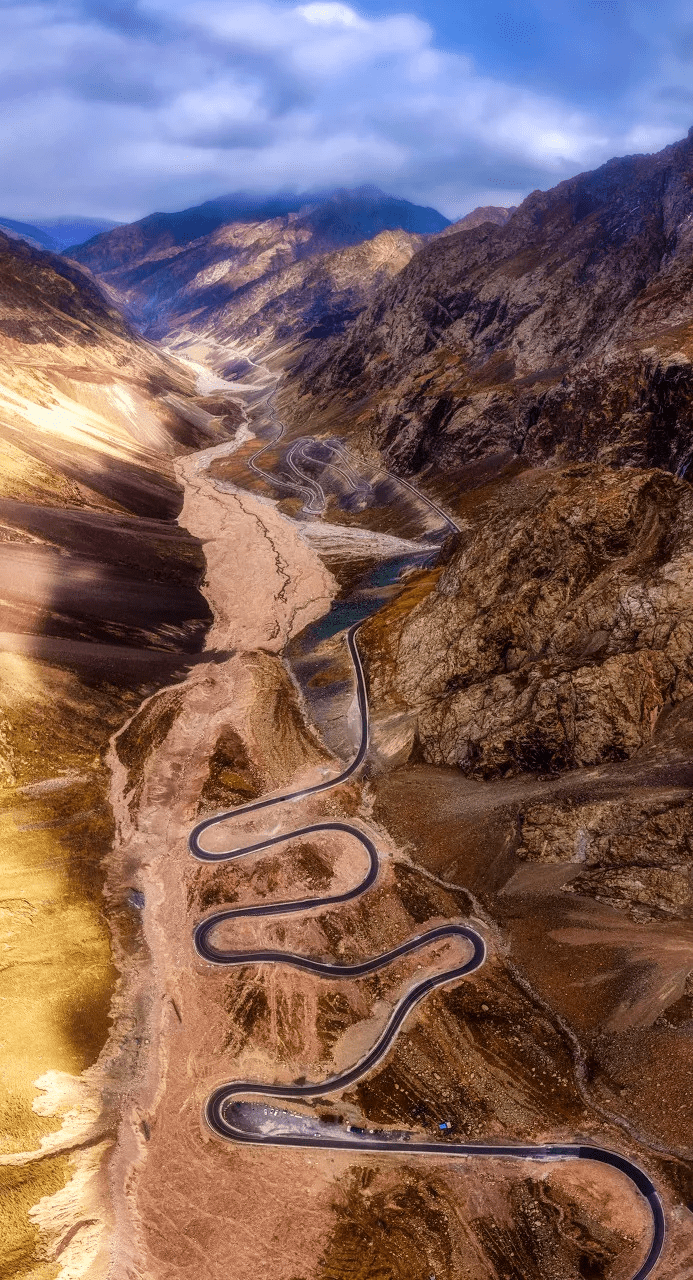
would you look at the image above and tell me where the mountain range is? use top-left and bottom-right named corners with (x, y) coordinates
top-left (66, 186), bottom-right (451, 363)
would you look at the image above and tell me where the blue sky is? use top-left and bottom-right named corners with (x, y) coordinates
top-left (1, 0), bottom-right (692, 221)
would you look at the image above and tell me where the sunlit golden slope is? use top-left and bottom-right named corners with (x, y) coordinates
top-left (0, 231), bottom-right (241, 1279)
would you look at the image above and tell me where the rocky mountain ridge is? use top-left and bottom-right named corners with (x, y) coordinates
top-left (65, 188), bottom-right (450, 370)
top-left (69, 185), bottom-right (448, 268)
top-left (157, 227), bottom-right (426, 369)
top-left (289, 128), bottom-right (693, 487)
top-left (439, 204), bottom-right (517, 236)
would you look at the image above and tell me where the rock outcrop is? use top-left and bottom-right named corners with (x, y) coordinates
top-left (360, 464), bottom-right (693, 776)
top-left (439, 204), bottom-right (517, 236)
top-left (519, 791), bottom-right (693, 919)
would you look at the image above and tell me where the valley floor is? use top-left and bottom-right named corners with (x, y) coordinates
top-left (80, 359), bottom-right (692, 1280)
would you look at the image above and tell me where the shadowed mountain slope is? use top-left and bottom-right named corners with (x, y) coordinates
top-left (289, 128), bottom-right (693, 485)
top-left (0, 216), bottom-right (58, 251)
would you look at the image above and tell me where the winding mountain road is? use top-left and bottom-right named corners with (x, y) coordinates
top-left (189, 378), bottom-right (665, 1279)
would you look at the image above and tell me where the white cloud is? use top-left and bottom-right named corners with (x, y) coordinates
top-left (0, 0), bottom-right (689, 221)
top-left (297, 3), bottom-right (366, 29)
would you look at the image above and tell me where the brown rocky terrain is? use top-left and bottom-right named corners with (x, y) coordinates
top-left (288, 128), bottom-right (693, 488)
top-left (360, 464), bottom-right (693, 778)
top-left (155, 227), bottom-right (425, 368)
top-left (345, 453), bottom-right (693, 1265)
top-left (357, 462), bottom-right (693, 923)
top-left (100, 434), bottom-right (685, 1280)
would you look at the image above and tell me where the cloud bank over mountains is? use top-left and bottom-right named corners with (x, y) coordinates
top-left (3, 0), bottom-right (693, 220)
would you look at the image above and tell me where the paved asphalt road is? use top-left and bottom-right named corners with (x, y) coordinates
top-left (188, 393), bottom-right (665, 1279)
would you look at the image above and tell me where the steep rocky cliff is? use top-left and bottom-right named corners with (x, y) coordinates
top-left (292, 129), bottom-right (693, 485)
top-left (361, 464), bottom-right (692, 777)
top-left (359, 459), bottom-right (693, 929)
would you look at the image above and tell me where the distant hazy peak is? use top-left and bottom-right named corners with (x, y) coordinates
top-left (439, 205), bottom-right (517, 236)
top-left (68, 186), bottom-right (449, 272)
top-left (0, 215), bottom-right (121, 253)
top-left (35, 217), bottom-right (122, 251)
top-left (0, 217), bottom-right (58, 252)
